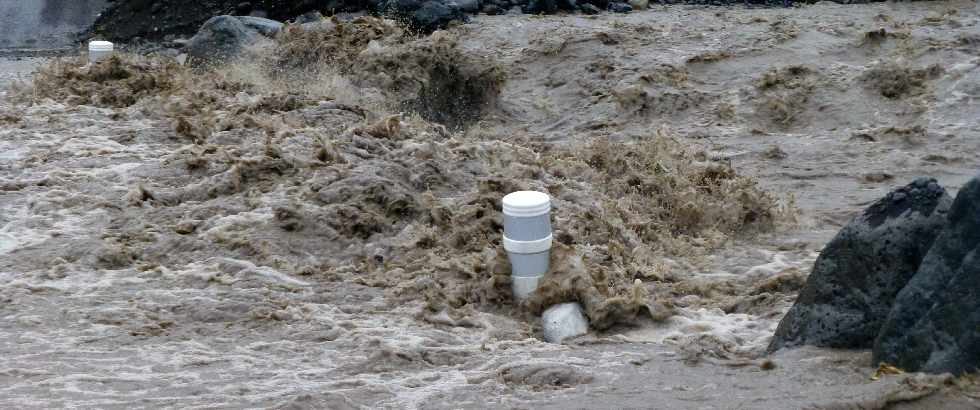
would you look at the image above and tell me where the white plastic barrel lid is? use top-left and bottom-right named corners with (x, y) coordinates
top-left (502, 191), bottom-right (551, 217)
top-left (89, 41), bottom-right (114, 51)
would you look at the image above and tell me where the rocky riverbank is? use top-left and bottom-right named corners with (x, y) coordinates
top-left (90, 0), bottom-right (886, 41)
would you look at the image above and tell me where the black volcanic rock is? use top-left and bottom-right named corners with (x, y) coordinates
top-left (873, 174), bottom-right (980, 375)
top-left (769, 177), bottom-right (952, 351)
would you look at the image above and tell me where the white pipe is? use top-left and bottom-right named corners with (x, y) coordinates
top-left (88, 41), bottom-right (114, 64)
top-left (502, 191), bottom-right (553, 300)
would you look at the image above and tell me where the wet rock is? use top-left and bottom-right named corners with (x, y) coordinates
top-left (524, 0), bottom-right (557, 14)
top-left (451, 0), bottom-right (482, 13)
top-left (558, 0), bottom-right (578, 10)
top-left (579, 3), bottom-right (601, 14)
top-left (482, 4), bottom-right (504, 14)
top-left (542, 302), bottom-right (589, 343)
top-left (873, 174), bottom-right (980, 375)
top-left (769, 178), bottom-right (952, 351)
top-left (235, 2), bottom-right (255, 15)
top-left (589, 0), bottom-right (610, 9)
top-left (608, 2), bottom-right (632, 12)
top-left (382, 0), bottom-right (425, 14)
top-left (237, 15), bottom-right (285, 36)
top-left (186, 15), bottom-right (283, 65)
top-left (409, 1), bottom-right (467, 33)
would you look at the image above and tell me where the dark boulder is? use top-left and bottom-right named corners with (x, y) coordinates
top-left (769, 178), bottom-right (952, 351)
top-left (237, 15), bottom-right (285, 36)
top-left (873, 174), bottom-right (980, 375)
top-left (482, 4), bottom-right (504, 14)
top-left (531, 0), bottom-right (578, 11)
top-left (451, 0), bottom-right (482, 13)
top-left (588, 0), bottom-right (610, 9)
top-left (92, 0), bottom-right (338, 41)
top-left (523, 0), bottom-right (557, 14)
top-left (579, 3), bottom-right (601, 14)
top-left (382, 0), bottom-right (425, 14)
top-left (379, 0), bottom-right (464, 32)
top-left (186, 15), bottom-right (283, 65)
top-left (235, 2), bottom-right (256, 15)
top-left (608, 2), bottom-right (632, 12)
top-left (557, 0), bottom-right (578, 10)
top-left (408, 1), bottom-right (466, 32)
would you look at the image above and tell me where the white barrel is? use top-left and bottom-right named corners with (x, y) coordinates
top-left (88, 41), bottom-right (114, 64)
top-left (502, 191), bottom-right (552, 300)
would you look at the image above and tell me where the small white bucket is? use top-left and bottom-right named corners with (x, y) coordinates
top-left (88, 41), bottom-right (114, 64)
top-left (502, 191), bottom-right (552, 300)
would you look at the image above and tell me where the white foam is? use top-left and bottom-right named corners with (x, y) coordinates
top-left (743, 250), bottom-right (796, 276)
top-left (0, 233), bottom-right (17, 255)
top-left (0, 146), bottom-right (28, 161)
top-left (620, 307), bottom-right (776, 354)
top-left (619, 248), bottom-right (818, 354)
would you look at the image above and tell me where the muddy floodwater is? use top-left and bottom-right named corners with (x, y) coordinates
top-left (1, 1), bottom-right (980, 409)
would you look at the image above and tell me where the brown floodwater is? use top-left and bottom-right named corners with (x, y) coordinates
top-left (1, 1), bottom-right (979, 408)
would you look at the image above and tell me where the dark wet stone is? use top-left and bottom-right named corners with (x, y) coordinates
top-left (579, 3), bottom-right (601, 13)
top-left (608, 1), bottom-right (632, 12)
top-left (451, 0), bottom-right (482, 13)
top-left (385, 0), bottom-right (425, 13)
top-left (873, 173), bottom-right (980, 375)
top-left (524, 0), bottom-right (557, 14)
top-left (589, 0), bottom-right (610, 9)
top-left (913, 177), bottom-right (930, 188)
top-left (482, 3), bottom-right (504, 14)
top-left (92, 0), bottom-right (811, 42)
top-left (237, 15), bottom-right (283, 35)
top-left (235, 2), bottom-right (254, 14)
top-left (380, 0), bottom-right (467, 32)
top-left (186, 15), bottom-right (282, 65)
top-left (409, 0), bottom-right (467, 32)
top-left (557, 0), bottom-right (578, 10)
top-left (769, 178), bottom-right (953, 351)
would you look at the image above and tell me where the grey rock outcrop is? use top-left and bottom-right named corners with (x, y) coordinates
top-left (873, 174), bottom-right (980, 375)
top-left (451, 0), bottom-right (482, 13)
top-left (186, 15), bottom-right (283, 65)
top-left (236, 15), bottom-right (285, 36)
top-left (378, 0), bottom-right (467, 33)
top-left (410, 1), bottom-right (467, 32)
top-left (769, 178), bottom-right (952, 351)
